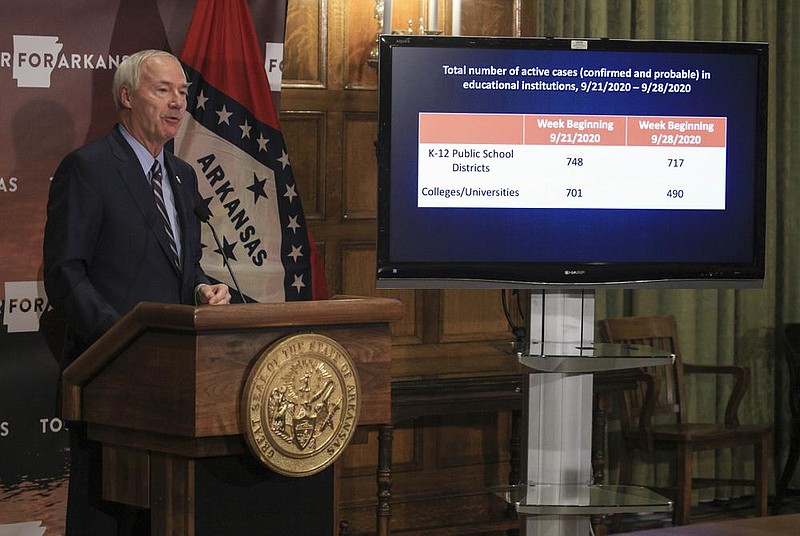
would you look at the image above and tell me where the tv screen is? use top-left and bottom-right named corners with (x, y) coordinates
top-left (375, 36), bottom-right (768, 289)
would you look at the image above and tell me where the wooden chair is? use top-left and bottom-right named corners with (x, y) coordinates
top-left (774, 323), bottom-right (800, 513)
top-left (599, 315), bottom-right (770, 526)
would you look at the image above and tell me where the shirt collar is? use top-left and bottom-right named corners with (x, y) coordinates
top-left (117, 124), bottom-right (165, 179)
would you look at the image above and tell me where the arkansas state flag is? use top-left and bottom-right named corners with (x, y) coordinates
top-left (175, 0), bottom-right (327, 302)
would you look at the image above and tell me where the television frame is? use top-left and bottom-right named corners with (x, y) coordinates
top-left (375, 35), bottom-right (769, 290)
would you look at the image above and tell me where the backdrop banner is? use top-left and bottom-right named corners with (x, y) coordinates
top-left (0, 1), bottom-right (286, 533)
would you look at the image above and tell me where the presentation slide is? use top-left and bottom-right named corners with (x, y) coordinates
top-left (384, 42), bottom-right (761, 264)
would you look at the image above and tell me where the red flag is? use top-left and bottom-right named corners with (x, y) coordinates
top-left (176, 0), bottom-right (327, 302)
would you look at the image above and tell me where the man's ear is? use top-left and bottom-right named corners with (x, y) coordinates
top-left (119, 85), bottom-right (133, 109)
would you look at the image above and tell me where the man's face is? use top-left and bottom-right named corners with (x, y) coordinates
top-left (121, 55), bottom-right (187, 154)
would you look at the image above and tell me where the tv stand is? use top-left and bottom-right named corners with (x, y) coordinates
top-left (498, 290), bottom-right (673, 535)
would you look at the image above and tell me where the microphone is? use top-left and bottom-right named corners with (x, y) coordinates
top-left (194, 205), bottom-right (246, 304)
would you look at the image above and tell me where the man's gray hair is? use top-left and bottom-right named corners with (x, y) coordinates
top-left (112, 50), bottom-right (184, 109)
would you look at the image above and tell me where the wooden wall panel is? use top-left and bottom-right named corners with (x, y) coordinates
top-left (342, 112), bottom-right (378, 219)
top-left (284, 0), bottom-right (325, 86)
top-left (280, 111), bottom-right (326, 219)
top-left (282, 1), bottom-right (537, 534)
top-left (339, 423), bottom-right (425, 534)
top-left (342, 422), bottom-right (421, 478)
top-left (461, 0), bottom-right (519, 36)
top-left (439, 289), bottom-right (515, 342)
top-left (386, 415), bottom-right (515, 535)
top-left (381, 0), bottom-right (524, 38)
top-left (435, 412), bottom-right (509, 468)
top-left (344, 0), bottom-right (381, 88)
top-left (339, 415), bottom-right (513, 535)
top-left (340, 242), bottom-right (420, 342)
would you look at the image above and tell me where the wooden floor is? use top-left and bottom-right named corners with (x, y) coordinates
top-left (616, 492), bottom-right (800, 534)
top-left (625, 513), bottom-right (800, 535)
top-left (460, 493), bottom-right (800, 535)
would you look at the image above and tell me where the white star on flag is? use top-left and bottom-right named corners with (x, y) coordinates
top-left (216, 104), bottom-right (232, 125)
top-left (284, 183), bottom-right (298, 202)
top-left (288, 244), bottom-right (303, 262)
top-left (287, 215), bottom-right (301, 233)
top-left (240, 119), bottom-right (252, 139)
top-left (278, 149), bottom-right (290, 169)
top-left (292, 273), bottom-right (306, 292)
top-left (257, 133), bottom-right (269, 152)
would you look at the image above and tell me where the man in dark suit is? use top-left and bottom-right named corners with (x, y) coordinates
top-left (43, 49), bottom-right (230, 535)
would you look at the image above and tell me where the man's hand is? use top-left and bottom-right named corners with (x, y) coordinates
top-left (196, 283), bottom-right (231, 305)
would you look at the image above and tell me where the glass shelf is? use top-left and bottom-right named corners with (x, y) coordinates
top-left (492, 484), bottom-right (673, 515)
top-left (496, 341), bottom-right (675, 373)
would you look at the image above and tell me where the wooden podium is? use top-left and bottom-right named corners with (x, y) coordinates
top-left (61, 297), bottom-right (403, 535)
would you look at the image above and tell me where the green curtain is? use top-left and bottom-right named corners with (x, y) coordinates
top-left (533, 0), bottom-right (800, 502)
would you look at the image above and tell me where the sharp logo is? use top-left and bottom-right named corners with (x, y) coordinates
top-left (564, 269), bottom-right (587, 275)
top-left (2, 35), bottom-right (127, 89)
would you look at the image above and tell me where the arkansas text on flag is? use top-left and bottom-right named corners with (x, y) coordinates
top-left (175, 0), bottom-right (326, 303)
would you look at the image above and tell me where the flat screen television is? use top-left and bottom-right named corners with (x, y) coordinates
top-left (375, 35), bottom-right (768, 289)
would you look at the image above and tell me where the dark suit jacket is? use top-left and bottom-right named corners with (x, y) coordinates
top-left (44, 125), bottom-right (210, 364)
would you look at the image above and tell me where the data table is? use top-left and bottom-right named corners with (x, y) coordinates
top-left (417, 112), bottom-right (727, 210)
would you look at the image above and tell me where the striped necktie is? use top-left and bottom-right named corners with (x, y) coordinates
top-left (150, 160), bottom-right (181, 270)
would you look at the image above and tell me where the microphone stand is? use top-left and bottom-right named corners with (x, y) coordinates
top-left (195, 206), bottom-right (246, 304)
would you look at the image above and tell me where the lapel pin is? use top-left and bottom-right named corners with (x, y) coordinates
top-left (176, 175), bottom-right (182, 185)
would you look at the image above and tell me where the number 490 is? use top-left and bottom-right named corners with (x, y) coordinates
top-left (667, 189), bottom-right (684, 199)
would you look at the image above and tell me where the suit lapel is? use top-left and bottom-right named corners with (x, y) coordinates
top-left (109, 128), bottom-right (183, 276)
top-left (109, 128), bottom-right (156, 228)
top-left (164, 153), bottom-right (188, 242)
top-left (164, 154), bottom-right (192, 276)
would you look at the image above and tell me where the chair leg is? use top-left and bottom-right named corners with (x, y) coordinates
top-left (754, 434), bottom-right (769, 517)
top-left (610, 443), bottom-right (635, 534)
top-left (773, 422), bottom-right (799, 515)
top-left (618, 442), bottom-right (633, 486)
top-left (674, 444), bottom-right (693, 526)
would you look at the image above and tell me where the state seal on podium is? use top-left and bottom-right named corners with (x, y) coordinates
top-left (241, 333), bottom-right (362, 476)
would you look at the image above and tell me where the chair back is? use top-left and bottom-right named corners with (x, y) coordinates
top-left (783, 323), bottom-right (800, 418)
top-left (600, 315), bottom-right (687, 430)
